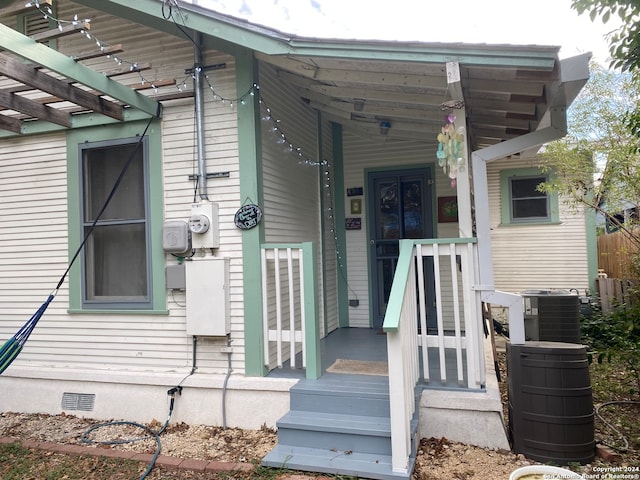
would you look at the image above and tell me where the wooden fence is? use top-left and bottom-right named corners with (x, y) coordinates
top-left (597, 230), bottom-right (637, 279)
top-left (595, 277), bottom-right (636, 314)
top-left (596, 231), bottom-right (639, 313)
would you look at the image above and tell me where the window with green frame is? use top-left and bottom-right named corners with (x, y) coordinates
top-left (500, 167), bottom-right (559, 225)
top-left (66, 120), bottom-right (167, 312)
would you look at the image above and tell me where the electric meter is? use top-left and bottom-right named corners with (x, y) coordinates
top-left (188, 214), bottom-right (210, 234)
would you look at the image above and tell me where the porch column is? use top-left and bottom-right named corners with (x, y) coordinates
top-left (236, 49), bottom-right (267, 376)
top-left (332, 123), bottom-right (350, 327)
top-left (445, 62), bottom-right (485, 386)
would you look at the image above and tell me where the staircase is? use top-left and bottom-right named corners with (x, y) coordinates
top-left (261, 373), bottom-right (418, 480)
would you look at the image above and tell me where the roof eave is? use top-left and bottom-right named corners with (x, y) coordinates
top-left (73, 0), bottom-right (561, 69)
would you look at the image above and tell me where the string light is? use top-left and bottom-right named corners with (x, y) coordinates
top-left (26, 3), bottom-right (159, 92)
top-left (25, 0), bottom-right (354, 307)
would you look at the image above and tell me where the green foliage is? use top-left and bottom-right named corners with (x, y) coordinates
top-left (571, 0), bottom-right (640, 72)
top-left (570, 1), bottom-right (640, 139)
top-left (582, 296), bottom-right (640, 397)
top-left (0, 442), bottom-right (144, 480)
top-left (540, 63), bottom-right (640, 252)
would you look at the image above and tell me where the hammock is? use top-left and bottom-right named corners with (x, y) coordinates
top-left (0, 294), bottom-right (54, 375)
top-left (0, 118), bottom-right (153, 376)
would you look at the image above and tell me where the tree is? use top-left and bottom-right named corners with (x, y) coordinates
top-left (572, 0), bottom-right (640, 71)
top-left (571, 1), bottom-right (640, 135)
top-left (540, 63), bottom-right (640, 251)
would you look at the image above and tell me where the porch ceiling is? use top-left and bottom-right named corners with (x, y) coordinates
top-left (256, 50), bottom-right (561, 150)
top-left (0, 1), bottom-right (176, 136)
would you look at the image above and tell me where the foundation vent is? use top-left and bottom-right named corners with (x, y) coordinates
top-left (61, 392), bottom-right (96, 412)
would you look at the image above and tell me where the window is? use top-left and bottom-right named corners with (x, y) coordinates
top-left (500, 167), bottom-right (559, 225)
top-left (66, 120), bottom-right (166, 313)
top-left (509, 175), bottom-right (549, 221)
top-left (80, 138), bottom-right (151, 308)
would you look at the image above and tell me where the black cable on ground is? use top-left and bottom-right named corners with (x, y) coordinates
top-left (81, 386), bottom-right (182, 480)
top-left (594, 400), bottom-right (640, 452)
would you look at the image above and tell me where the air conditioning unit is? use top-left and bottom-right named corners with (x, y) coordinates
top-left (522, 290), bottom-right (580, 344)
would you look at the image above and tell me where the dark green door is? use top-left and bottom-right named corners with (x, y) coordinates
top-left (368, 168), bottom-right (434, 328)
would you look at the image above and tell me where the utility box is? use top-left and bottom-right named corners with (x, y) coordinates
top-left (522, 290), bottom-right (580, 343)
top-left (189, 202), bottom-right (219, 249)
top-left (185, 258), bottom-right (229, 336)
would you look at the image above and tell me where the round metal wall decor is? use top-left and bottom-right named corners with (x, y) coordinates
top-left (234, 204), bottom-right (263, 230)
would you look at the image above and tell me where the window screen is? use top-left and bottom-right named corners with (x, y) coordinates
top-left (80, 138), bottom-right (151, 308)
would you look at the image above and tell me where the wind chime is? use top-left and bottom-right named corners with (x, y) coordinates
top-left (436, 101), bottom-right (466, 188)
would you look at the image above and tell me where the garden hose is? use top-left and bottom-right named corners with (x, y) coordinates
top-left (81, 386), bottom-right (182, 480)
top-left (595, 400), bottom-right (640, 452)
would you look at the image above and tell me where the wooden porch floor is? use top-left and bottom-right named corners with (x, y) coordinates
top-left (267, 327), bottom-right (471, 390)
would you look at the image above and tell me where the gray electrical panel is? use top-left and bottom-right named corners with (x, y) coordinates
top-left (166, 264), bottom-right (186, 290)
top-left (162, 220), bottom-right (191, 254)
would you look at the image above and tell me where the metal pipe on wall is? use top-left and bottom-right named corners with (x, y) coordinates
top-left (193, 31), bottom-right (208, 200)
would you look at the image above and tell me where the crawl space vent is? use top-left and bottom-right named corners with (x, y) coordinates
top-left (61, 392), bottom-right (96, 412)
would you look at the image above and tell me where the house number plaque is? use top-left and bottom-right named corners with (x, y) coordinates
top-left (234, 204), bottom-right (263, 230)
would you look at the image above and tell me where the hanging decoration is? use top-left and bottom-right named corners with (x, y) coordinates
top-left (436, 113), bottom-right (466, 188)
top-left (234, 203), bottom-right (263, 230)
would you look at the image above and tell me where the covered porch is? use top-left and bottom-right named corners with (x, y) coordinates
top-left (255, 46), bottom-right (590, 476)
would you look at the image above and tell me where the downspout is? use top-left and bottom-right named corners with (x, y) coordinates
top-left (193, 31), bottom-right (208, 200)
top-left (471, 53), bottom-right (590, 345)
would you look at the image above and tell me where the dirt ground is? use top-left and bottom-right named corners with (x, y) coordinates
top-left (0, 351), bottom-right (636, 479)
top-left (0, 409), bottom-right (594, 480)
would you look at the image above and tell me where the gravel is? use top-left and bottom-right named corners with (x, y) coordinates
top-left (0, 410), bottom-right (551, 479)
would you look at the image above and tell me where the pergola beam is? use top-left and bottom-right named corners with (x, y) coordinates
top-left (0, 89), bottom-right (71, 126)
top-left (0, 22), bottom-right (161, 118)
top-left (0, 53), bottom-right (124, 121)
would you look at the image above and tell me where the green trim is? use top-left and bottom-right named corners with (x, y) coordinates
top-left (0, 109), bottom-right (158, 139)
top-left (65, 119), bottom-right (165, 312)
top-left (302, 242), bottom-right (321, 379)
top-left (331, 123), bottom-right (349, 328)
top-left (414, 238), bottom-right (477, 245)
top-left (262, 243), bottom-right (308, 249)
top-left (0, 23), bottom-right (161, 118)
top-left (499, 167), bottom-right (559, 225)
top-left (68, 309), bottom-right (169, 315)
top-left (72, 0), bottom-right (284, 57)
top-left (73, 0), bottom-right (558, 69)
top-left (382, 239), bottom-right (415, 333)
top-left (585, 201), bottom-right (598, 295)
top-left (236, 50), bottom-right (266, 377)
top-left (317, 113), bottom-right (329, 335)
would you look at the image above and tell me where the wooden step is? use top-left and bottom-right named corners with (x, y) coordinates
top-left (290, 374), bottom-right (391, 417)
top-left (276, 410), bottom-right (392, 455)
top-left (262, 444), bottom-right (415, 480)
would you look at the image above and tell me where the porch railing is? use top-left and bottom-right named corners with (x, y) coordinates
top-left (260, 243), bottom-right (321, 379)
top-left (383, 237), bottom-right (483, 473)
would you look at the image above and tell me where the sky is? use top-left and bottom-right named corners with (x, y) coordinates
top-left (188, 0), bottom-right (619, 64)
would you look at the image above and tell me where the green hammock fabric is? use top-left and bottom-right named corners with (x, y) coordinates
top-left (0, 294), bottom-right (54, 375)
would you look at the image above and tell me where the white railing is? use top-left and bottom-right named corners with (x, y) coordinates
top-left (414, 239), bottom-right (484, 388)
top-left (384, 239), bottom-right (420, 474)
top-left (261, 243), bottom-right (321, 379)
top-left (383, 238), bottom-right (484, 473)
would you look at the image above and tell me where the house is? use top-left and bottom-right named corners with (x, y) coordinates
top-left (0, 0), bottom-right (590, 478)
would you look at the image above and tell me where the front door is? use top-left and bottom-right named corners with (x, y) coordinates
top-left (368, 168), bottom-right (434, 328)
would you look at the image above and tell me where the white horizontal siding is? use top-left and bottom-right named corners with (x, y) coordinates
top-left (342, 133), bottom-right (453, 328)
top-left (487, 157), bottom-right (590, 294)
top-left (0, 4), bottom-right (247, 375)
top-left (258, 62), bottom-right (325, 363)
